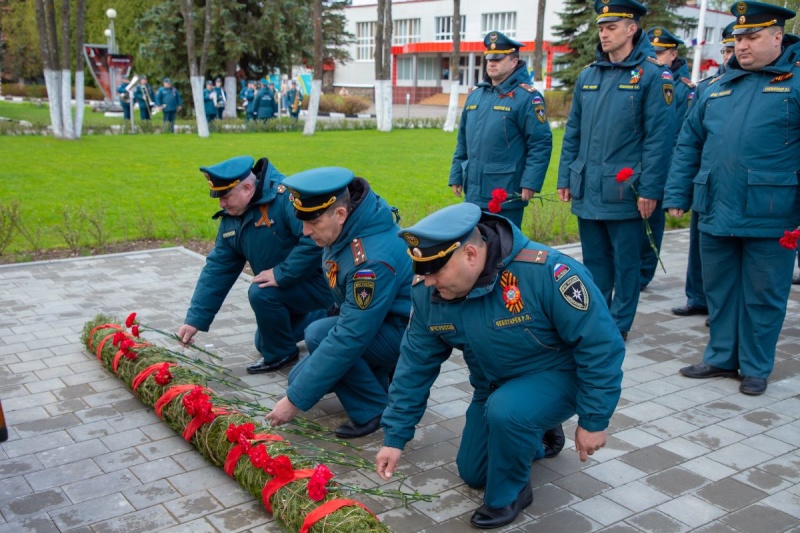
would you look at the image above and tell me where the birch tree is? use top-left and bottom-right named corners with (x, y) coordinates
top-left (177, 0), bottom-right (212, 137)
top-left (443, 0), bottom-right (462, 132)
top-left (303, 0), bottom-right (323, 136)
top-left (374, 0), bottom-right (392, 132)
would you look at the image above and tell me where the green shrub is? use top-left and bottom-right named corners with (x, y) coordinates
top-left (543, 90), bottom-right (572, 120)
top-left (301, 94), bottom-right (371, 115)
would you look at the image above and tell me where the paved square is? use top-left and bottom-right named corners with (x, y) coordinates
top-left (1, 231), bottom-right (800, 532)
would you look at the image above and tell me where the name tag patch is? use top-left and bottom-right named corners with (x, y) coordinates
top-left (494, 313), bottom-right (533, 329)
top-left (709, 89), bottom-right (732, 98)
top-left (582, 84), bottom-right (599, 91)
top-left (763, 86), bottom-right (790, 93)
top-left (618, 84), bottom-right (640, 90)
top-left (428, 323), bottom-right (456, 333)
top-left (493, 105), bottom-right (511, 112)
top-left (465, 104), bottom-right (477, 110)
top-left (222, 231), bottom-right (236, 238)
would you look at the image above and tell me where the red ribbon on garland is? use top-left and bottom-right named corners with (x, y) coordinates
top-left (87, 323), bottom-right (123, 352)
top-left (299, 499), bottom-right (377, 532)
top-left (154, 384), bottom-right (200, 417)
top-left (223, 433), bottom-right (286, 477)
top-left (111, 342), bottom-right (150, 373)
top-left (262, 469), bottom-right (315, 513)
top-left (182, 406), bottom-right (231, 441)
top-left (132, 362), bottom-right (178, 391)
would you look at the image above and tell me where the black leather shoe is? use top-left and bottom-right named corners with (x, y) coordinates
top-left (679, 363), bottom-right (738, 379)
top-left (334, 414), bottom-right (382, 439)
top-left (705, 318), bottom-right (710, 327)
top-left (621, 331), bottom-right (628, 342)
top-left (671, 305), bottom-right (709, 317)
top-left (542, 425), bottom-right (565, 458)
top-left (246, 351), bottom-right (299, 374)
top-left (740, 376), bottom-right (767, 395)
top-left (793, 275), bottom-right (800, 285)
top-left (470, 482), bottom-right (533, 529)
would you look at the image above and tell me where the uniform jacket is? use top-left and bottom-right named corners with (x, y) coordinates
top-left (214, 86), bottom-right (226, 108)
top-left (664, 35), bottom-right (800, 238)
top-left (557, 31), bottom-right (676, 220)
top-left (155, 86), bottom-right (182, 112)
top-left (255, 87), bottom-right (277, 119)
top-left (117, 83), bottom-right (130, 108)
top-left (185, 161), bottom-right (326, 331)
top-left (133, 83), bottom-right (154, 106)
top-left (202, 88), bottom-right (217, 117)
top-left (240, 87), bottom-right (256, 115)
top-left (287, 179), bottom-right (414, 411)
top-left (449, 61), bottom-right (553, 211)
top-left (287, 88), bottom-right (303, 112)
top-left (670, 58), bottom-right (695, 138)
top-left (382, 213), bottom-right (625, 450)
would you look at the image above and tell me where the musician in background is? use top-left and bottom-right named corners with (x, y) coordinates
top-left (203, 79), bottom-right (218, 123)
top-left (117, 77), bottom-right (131, 121)
top-left (214, 77), bottom-right (227, 120)
top-left (287, 80), bottom-right (303, 121)
top-left (133, 75), bottom-right (155, 121)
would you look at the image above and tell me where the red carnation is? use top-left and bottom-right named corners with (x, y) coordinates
top-left (125, 312), bottom-right (137, 328)
top-left (308, 483), bottom-right (328, 501)
top-left (270, 455), bottom-right (294, 480)
top-left (307, 464), bottom-right (335, 501)
top-left (488, 199), bottom-right (502, 214)
top-left (248, 443), bottom-right (273, 470)
top-left (779, 228), bottom-right (800, 250)
top-left (154, 363), bottom-right (173, 385)
top-left (491, 188), bottom-right (508, 202)
top-left (131, 325), bottom-right (140, 337)
top-left (226, 422), bottom-right (256, 444)
top-left (616, 167), bottom-right (634, 183)
top-left (112, 331), bottom-right (127, 346)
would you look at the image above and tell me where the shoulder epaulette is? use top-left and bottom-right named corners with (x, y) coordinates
top-left (646, 57), bottom-right (665, 67)
top-left (680, 76), bottom-right (696, 88)
top-left (708, 76), bottom-right (722, 86)
top-left (412, 275), bottom-right (425, 286)
top-left (277, 184), bottom-right (287, 194)
top-left (519, 83), bottom-right (535, 93)
top-left (581, 63), bottom-right (593, 71)
top-left (350, 238), bottom-right (367, 266)
top-left (513, 248), bottom-right (548, 264)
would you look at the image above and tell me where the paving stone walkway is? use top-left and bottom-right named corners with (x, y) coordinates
top-left (1, 231), bottom-right (799, 533)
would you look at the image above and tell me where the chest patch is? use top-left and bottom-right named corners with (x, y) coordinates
top-left (500, 270), bottom-right (524, 313)
top-left (222, 230), bottom-right (235, 239)
top-left (559, 275), bottom-right (590, 311)
top-left (582, 84), bottom-right (599, 91)
top-left (428, 323), bottom-right (456, 333)
top-left (493, 105), bottom-right (511, 112)
top-left (494, 313), bottom-right (533, 329)
top-left (466, 104), bottom-right (478, 111)
top-left (709, 89), bottom-right (732, 98)
top-left (353, 280), bottom-right (375, 310)
top-left (618, 84), bottom-right (640, 90)
top-left (763, 86), bottom-right (790, 93)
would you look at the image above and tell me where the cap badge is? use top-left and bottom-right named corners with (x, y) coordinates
top-left (491, 43), bottom-right (496, 50)
top-left (739, 15), bottom-right (746, 24)
top-left (653, 28), bottom-right (662, 37)
top-left (654, 38), bottom-right (660, 43)
top-left (602, 6), bottom-right (609, 12)
top-left (404, 233), bottom-right (420, 246)
top-left (737, 2), bottom-right (747, 14)
top-left (411, 248), bottom-right (423, 259)
top-left (490, 32), bottom-right (498, 42)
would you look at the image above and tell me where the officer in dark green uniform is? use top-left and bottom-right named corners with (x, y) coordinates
top-left (664, 1), bottom-right (800, 395)
top-left (557, 0), bottom-right (676, 340)
top-left (265, 168), bottom-right (414, 439)
top-left (639, 26), bottom-right (696, 290)
top-left (448, 31), bottom-right (553, 229)
top-left (177, 156), bottom-right (333, 374)
top-left (672, 21), bottom-right (736, 319)
top-left (375, 203), bottom-right (624, 529)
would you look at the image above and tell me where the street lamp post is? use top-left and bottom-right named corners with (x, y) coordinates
top-left (106, 8), bottom-right (117, 105)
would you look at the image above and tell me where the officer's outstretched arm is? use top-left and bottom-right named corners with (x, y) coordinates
top-left (376, 446), bottom-right (403, 480)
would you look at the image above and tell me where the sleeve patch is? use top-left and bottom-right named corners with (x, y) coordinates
top-left (353, 280), bottom-right (375, 309)
top-left (353, 269), bottom-right (376, 280)
top-left (559, 275), bottom-right (590, 311)
top-left (554, 263), bottom-right (570, 282)
top-left (663, 84), bottom-right (674, 106)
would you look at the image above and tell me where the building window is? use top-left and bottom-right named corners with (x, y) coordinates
top-left (397, 57), bottom-right (413, 80)
top-left (418, 57), bottom-right (438, 81)
top-left (435, 16), bottom-right (466, 41)
top-left (357, 21), bottom-right (376, 61)
top-left (482, 12), bottom-right (517, 37)
top-left (704, 26), bottom-right (715, 44)
top-left (393, 19), bottom-right (421, 45)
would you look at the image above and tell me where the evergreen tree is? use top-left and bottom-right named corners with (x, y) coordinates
top-left (551, 0), bottom-right (595, 91)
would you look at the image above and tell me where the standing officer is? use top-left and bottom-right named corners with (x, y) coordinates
top-left (266, 168), bottom-right (414, 439)
top-left (286, 80), bottom-right (303, 121)
top-left (557, 0), bottom-right (676, 340)
top-left (375, 203), bottom-right (624, 529)
top-left (155, 77), bottom-right (183, 133)
top-left (255, 78), bottom-right (277, 121)
top-left (203, 79), bottom-right (217, 122)
top-left (133, 75), bottom-right (155, 121)
top-left (639, 27), bottom-right (695, 290)
top-left (240, 80), bottom-right (256, 121)
top-left (117, 78), bottom-right (131, 121)
top-left (671, 21), bottom-right (736, 320)
top-left (664, 1), bottom-right (800, 395)
top-left (214, 77), bottom-right (227, 120)
top-left (448, 31), bottom-right (553, 229)
top-left (177, 156), bottom-right (333, 374)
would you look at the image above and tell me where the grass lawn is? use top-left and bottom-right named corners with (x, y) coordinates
top-left (2, 125), bottom-right (685, 258)
top-left (0, 100), bottom-right (127, 128)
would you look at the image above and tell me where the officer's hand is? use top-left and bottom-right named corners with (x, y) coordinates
top-left (177, 324), bottom-right (199, 346)
top-left (253, 268), bottom-right (279, 288)
top-left (557, 188), bottom-right (572, 202)
top-left (265, 396), bottom-right (299, 427)
top-left (451, 185), bottom-right (462, 197)
top-left (668, 208), bottom-right (685, 218)
top-left (521, 188), bottom-right (537, 201)
top-left (574, 426), bottom-right (607, 462)
top-left (376, 446), bottom-right (403, 481)
top-left (638, 197), bottom-right (657, 219)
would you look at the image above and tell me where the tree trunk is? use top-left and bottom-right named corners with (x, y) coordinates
top-left (374, 0), bottom-right (392, 132)
top-left (59, 0), bottom-right (74, 139)
top-left (533, 0), bottom-right (546, 89)
top-left (73, 0), bottom-right (86, 137)
top-left (443, 0), bottom-right (462, 132)
top-left (303, 0), bottom-right (323, 136)
top-left (224, 57), bottom-right (237, 118)
top-left (35, 0), bottom-right (63, 137)
top-left (178, 0), bottom-right (211, 137)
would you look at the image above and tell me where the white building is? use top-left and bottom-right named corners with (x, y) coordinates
top-left (333, 0), bottom-right (735, 103)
